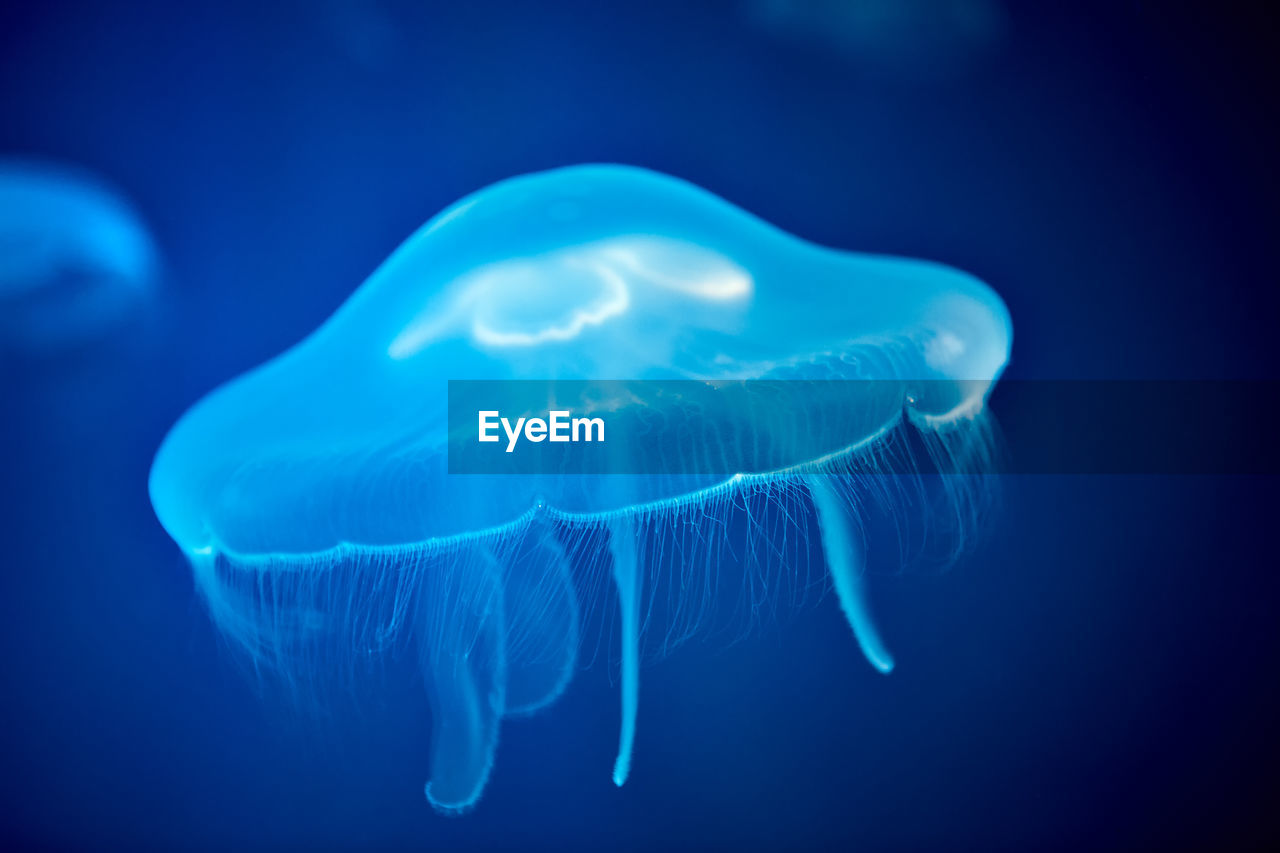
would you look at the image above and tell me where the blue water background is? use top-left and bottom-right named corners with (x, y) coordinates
top-left (1, 2), bottom-right (1277, 848)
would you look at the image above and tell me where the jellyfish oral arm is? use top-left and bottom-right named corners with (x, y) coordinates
top-left (804, 475), bottom-right (895, 675)
top-left (607, 517), bottom-right (641, 787)
top-left (421, 548), bottom-right (507, 814)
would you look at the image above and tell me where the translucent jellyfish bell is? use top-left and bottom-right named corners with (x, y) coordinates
top-left (0, 160), bottom-right (158, 354)
top-left (150, 165), bottom-right (1011, 813)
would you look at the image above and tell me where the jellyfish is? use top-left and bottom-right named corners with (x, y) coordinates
top-left (149, 164), bottom-right (1011, 814)
top-left (0, 159), bottom-right (158, 354)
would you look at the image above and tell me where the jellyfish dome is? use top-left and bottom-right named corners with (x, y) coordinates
top-left (149, 164), bottom-right (1011, 813)
top-left (0, 159), bottom-right (158, 353)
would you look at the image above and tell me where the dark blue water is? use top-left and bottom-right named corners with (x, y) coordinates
top-left (2, 2), bottom-right (1277, 849)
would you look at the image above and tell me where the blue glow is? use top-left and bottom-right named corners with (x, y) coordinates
top-left (744, 0), bottom-right (1007, 76)
top-left (149, 164), bottom-right (1011, 813)
top-left (0, 160), bottom-right (158, 353)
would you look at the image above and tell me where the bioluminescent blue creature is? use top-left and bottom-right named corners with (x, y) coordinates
top-left (149, 165), bottom-right (1011, 814)
top-left (0, 160), bottom-right (158, 353)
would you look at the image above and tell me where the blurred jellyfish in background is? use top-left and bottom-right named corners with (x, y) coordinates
top-left (743, 0), bottom-right (1007, 79)
top-left (0, 159), bottom-right (159, 356)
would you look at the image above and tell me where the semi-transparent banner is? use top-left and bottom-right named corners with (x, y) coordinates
top-left (445, 380), bottom-right (1278, 476)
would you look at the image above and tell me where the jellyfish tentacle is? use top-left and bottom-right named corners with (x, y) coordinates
top-left (607, 516), bottom-right (641, 787)
top-left (421, 546), bottom-right (507, 814)
top-left (805, 474), bottom-right (895, 674)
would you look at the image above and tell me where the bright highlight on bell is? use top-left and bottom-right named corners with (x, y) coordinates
top-left (149, 164), bottom-right (1012, 814)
